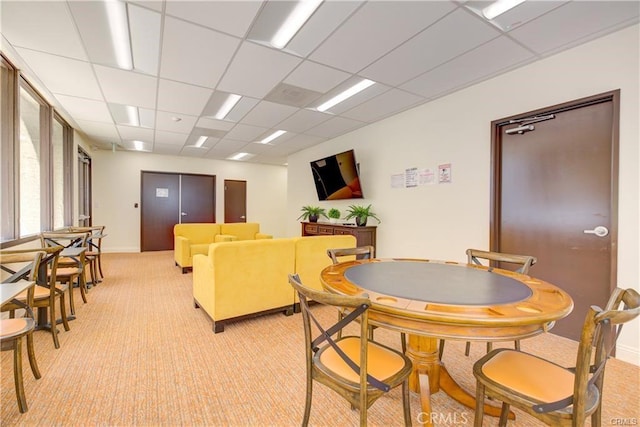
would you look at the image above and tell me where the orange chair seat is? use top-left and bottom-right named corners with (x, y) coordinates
top-left (0, 318), bottom-right (34, 339)
top-left (481, 349), bottom-right (574, 403)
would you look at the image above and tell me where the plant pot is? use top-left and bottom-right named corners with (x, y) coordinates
top-left (355, 216), bottom-right (367, 226)
top-left (309, 214), bottom-right (319, 223)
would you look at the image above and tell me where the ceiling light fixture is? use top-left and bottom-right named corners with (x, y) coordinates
top-left (317, 79), bottom-right (375, 112)
top-left (132, 140), bottom-right (144, 151)
top-left (194, 136), bottom-right (208, 148)
top-left (214, 94), bottom-right (242, 120)
top-left (482, 0), bottom-right (526, 20)
top-left (229, 152), bottom-right (250, 161)
top-left (261, 130), bottom-right (287, 144)
top-left (105, 0), bottom-right (133, 70)
top-left (271, 0), bottom-right (323, 49)
top-left (126, 105), bottom-right (139, 126)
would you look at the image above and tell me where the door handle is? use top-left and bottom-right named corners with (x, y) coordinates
top-left (181, 212), bottom-right (187, 216)
top-left (583, 226), bottom-right (609, 237)
top-left (240, 215), bottom-right (246, 219)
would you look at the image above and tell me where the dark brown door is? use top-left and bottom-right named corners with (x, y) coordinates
top-left (180, 174), bottom-right (215, 223)
top-left (141, 172), bottom-right (179, 251)
top-left (492, 91), bottom-right (618, 341)
top-left (224, 180), bottom-right (246, 223)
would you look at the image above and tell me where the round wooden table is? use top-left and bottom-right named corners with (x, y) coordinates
top-left (321, 258), bottom-right (573, 425)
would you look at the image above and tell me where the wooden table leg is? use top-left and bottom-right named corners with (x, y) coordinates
top-left (405, 334), bottom-right (515, 420)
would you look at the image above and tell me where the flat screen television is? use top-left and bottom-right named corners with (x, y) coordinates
top-left (309, 149), bottom-right (363, 201)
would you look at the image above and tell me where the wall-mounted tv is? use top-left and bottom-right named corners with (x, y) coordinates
top-left (310, 149), bottom-right (363, 201)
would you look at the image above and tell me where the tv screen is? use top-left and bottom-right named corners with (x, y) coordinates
top-left (310, 149), bottom-right (363, 201)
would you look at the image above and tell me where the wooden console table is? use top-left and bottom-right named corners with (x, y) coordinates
top-left (300, 221), bottom-right (377, 252)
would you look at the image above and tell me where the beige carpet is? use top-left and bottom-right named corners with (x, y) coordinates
top-left (2, 251), bottom-right (638, 426)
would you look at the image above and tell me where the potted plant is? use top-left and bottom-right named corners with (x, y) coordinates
top-left (328, 208), bottom-right (341, 223)
top-left (344, 204), bottom-right (381, 227)
top-left (297, 206), bottom-right (327, 223)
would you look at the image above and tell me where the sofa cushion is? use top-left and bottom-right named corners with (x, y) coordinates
top-left (293, 235), bottom-right (357, 291)
top-left (220, 223), bottom-right (260, 241)
top-left (190, 243), bottom-right (210, 257)
top-left (174, 223), bottom-right (221, 244)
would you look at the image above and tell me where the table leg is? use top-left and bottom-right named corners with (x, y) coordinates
top-left (405, 334), bottom-right (514, 421)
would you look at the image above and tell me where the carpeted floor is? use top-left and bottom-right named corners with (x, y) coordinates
top-left (1, 251), bottom-right (638, 426)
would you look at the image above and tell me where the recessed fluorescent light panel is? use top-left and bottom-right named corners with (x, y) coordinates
top-left (105, 0), bottom-right (133, 70)
top-left (126, 105), bottom-right (139, 127)
top-left (215, 94), bottom-right (242, 120)
top-left (228, 152), bottom-right (252, 161)
top-left (317, 79), bottom-right (375, 112)
top-left (482, 0), bottom-right (526, 20)
top-left (194, 136), bottom-right (208, 148)
top-left (261, 130), bottom-right (287, 144)
top-left (271, 0), bottom-right (323, 49)
top-left (132, 140), bottom-right (145, 151)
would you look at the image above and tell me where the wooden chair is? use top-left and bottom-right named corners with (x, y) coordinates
top-left (2, 246), bottom-right (69, 349)
top-left (0, 249), bottom-right (44, 412)
top-left (70, 225), bottom-right (106, 286)
top-left (288, 273), bottom-right (412, 427)
top-left (41, 231), bottom-right (90, 316)
top-left (473, 287), bottom-right (640, 427)
top-left (439, 248), bottom-right (537, 360)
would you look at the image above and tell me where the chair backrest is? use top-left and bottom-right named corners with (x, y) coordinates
top-left (1, 249), bottom-right (46, 313)
top-left (533, 287), bottom-right (640, 422)
top-left (466, 248), bottom-right (537, 274)
top-left (327, 245), bottom-right (375, 265)
top-left (41, 231), bottom-right (90, 249)
top-left (69, 226), bottom-right (105, 250)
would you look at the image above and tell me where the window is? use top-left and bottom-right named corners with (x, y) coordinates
top-left (0, 53), bottom-right (74, 244)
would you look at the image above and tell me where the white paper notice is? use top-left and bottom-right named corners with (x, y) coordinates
top-left (405, 167), bottom-right (418, 187)
top-left (156, 188), bottom-right (169, 198)
top-left (391, 173), bottom-right (404, 189)
top-left (438, 163), bottom-right (452, 184)
top-left (418, 168), bottom-right (435, 185)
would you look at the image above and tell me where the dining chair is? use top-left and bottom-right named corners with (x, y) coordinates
top-left (473, 287), bottom-right (640, 427)
top-left (288, 273), bottom-right (412, 427)
top-left (439, 248), bottom-right (537, 360)
top-left (0, 249), bottom-right (45, 412)
top-left (69, 225), bottom-right (106, 286)
top-left (2, 246), bottom-right (68, 349)
top-left (41, 231), bottom-right (90, 316)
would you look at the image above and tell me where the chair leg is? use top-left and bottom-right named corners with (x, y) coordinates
top-left (474, 381), bottom-right (485, 427)
top-left (49, 296), bottom-right (61, 349)
top-left (465, 341), bottom-right (471, 356)
top-left (337, 311), bottom-right (344, 340)
top-left (401, 333), bottom-right (407, 354)
top-left (487, 342), bottom-right (493, 353)
top-left (13, 336), bottom-right (28, 413)
top-left (302, 379), bottom-right (312, 427)
top-left (58, 293), bottom-right (70, 332)
top-left (499, 402), bottom-right (510, 427)
top-left (514, 339), bottom-right (520, 351)
top-left (67, 278), bottom-right (76, 315)
top-left (78, 274), bottom-right (88, 304)
top-left (438, 339), bottom-right (444, 360)
top-left (402, 378), bottom-right (412, 427)
top-left (97, 254), bottom-right (104, 279)
top-left (25, 331), bottom-right (41, 379)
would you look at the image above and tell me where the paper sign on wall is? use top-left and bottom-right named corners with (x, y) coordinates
top-left (156, 188), bottom-right (169, 198)
top-left (438, 163), bottom-right (452, 184)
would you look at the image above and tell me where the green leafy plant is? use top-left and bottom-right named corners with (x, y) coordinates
top-left (344, 204), bottom-right (381, 226)
top-left (297, 206), bottom-right (327, 222)
top-left (327, 208), bottom-right (341, 219)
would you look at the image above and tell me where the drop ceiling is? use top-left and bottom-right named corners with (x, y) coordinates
top-left (1, 1), bottom-right (638, 165)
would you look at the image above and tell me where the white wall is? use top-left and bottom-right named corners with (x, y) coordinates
top-left (287, 25), bottom-right (640, 364)
top-left (91, 150), bottom-right (287, 253)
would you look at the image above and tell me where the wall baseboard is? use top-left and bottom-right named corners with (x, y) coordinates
top-left (616, 343), bottom-right (640, 367)
top-left (102, 247), bottom-right (140, 253)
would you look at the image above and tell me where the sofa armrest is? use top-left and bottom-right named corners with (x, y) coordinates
top-left (174, 235), bottom-right (191, 267)
top-left (215, 234), bottom-right (237, 242)
top-left (256, 233), bottom-right (273, 239)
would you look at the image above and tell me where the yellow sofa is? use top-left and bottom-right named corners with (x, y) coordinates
top-left (192, 234), bottom-right (356, 333)
top-left (174, 223), bottom-right (272, 273)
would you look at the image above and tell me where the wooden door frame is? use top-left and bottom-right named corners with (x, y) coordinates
top-left (490, 89), bottom-right (620, 293)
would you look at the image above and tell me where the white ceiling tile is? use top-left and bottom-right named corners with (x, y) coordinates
top-left (225, 124), bottom-right (269, 142)
top-left (312, 77), bottom-right (389, 115)
top-left (160, 16), bottom-right (240, 88)
top-left (239, 101), bottom-right (298, 128)
top-left (305, 116), bottom-right (368, 139)
top-left (129, 3), bottom-right (162, 75)
top-left (205, 139), bottom-right (248, 158)
top-left (156, 79), bottom-right (213, 116)
top-left (509, 1), bottom-right (640, 55)
top-left (465, 1), bottom-right (568, 33)
top-left (267, 134), bottom-right (328, 156)
top-left (75, 120), bottom-right (120, 139)
top-left (309, 1), bottom-right (456, 73)
top-left (154, 130), bottom-right (189, 146)
top-left (401, 36), bottom-right (535, 99)
top-left (116, 125), bottom-right (154, 143)
top-left (155, 110), bottom-right (198, 133)
top-left (341, 89), bottom-right (425, 123)
top-left (217, 41), bottom-right (302, 98)
top-left (94, 65), bottom-right (157, 109)
top-left (284, 61), bottom-right (351, 93)
top-left (361, 9), bottom-right (500, 86)
top-left (196, 117), bottom-right (236, 132)
top-left (1, 1), bottom-right (88, 60)
top-left (165, 0), bottom-right (262, 38)
top-left (68, 1), bottom-right (121, 68)
top-left (55, 95), bottom-right (112, 123)
top-left (276, 109), bottom-right (332, 133)
top-left (15, 48), bottom-right (102, 100)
